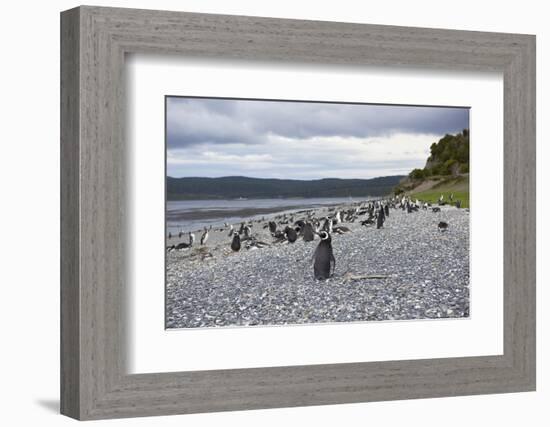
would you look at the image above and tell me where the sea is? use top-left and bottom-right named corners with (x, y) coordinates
top-left (166, 197), bottom-right (369, 234)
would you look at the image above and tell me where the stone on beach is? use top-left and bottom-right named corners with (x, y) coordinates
top-left (166, 204), bottom-right (470, 328)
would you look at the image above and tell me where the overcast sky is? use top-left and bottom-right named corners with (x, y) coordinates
top-left (166, 97), bottom-right (469, 180)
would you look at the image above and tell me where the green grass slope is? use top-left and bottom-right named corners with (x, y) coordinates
top-left (409, 175), bottom-right (469, 208)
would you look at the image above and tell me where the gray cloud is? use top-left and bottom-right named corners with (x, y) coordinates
top-left (166, 97), bottom-right (469, 149)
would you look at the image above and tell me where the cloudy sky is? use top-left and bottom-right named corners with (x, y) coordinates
top-left (166, 97), bottom-right (469, 180)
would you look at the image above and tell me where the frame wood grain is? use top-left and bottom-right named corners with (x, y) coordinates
top-left (60, 5), bottom-right (536, 420)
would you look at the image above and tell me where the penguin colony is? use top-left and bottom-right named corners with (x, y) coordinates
top-left (167, 193), bottom-right (461, 281)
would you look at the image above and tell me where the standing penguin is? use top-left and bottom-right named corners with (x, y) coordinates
top-left (268, 221), bottom-right (277, 234)
top-left (302, 222), bottom-right (315, 242)
top-left (322, 217), bottom-right (333, 234)
top-left (189, 232), bottom-right (195, 246)
top-left (200, 227), bottom-right (209, 245)
top-left (334, 211), bottom-right (341, 225)
top-left (313, 231), bottom-right (335, 280)
top-left (230, 232), bottom-right (241, 251)
top-left (377, 206), bottom-right (385, 229)
top-left (384, 204), bottom-right (390, 217)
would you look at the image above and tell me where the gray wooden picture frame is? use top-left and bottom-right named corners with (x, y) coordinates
top-left (60, 5), bottom-right (536, 421)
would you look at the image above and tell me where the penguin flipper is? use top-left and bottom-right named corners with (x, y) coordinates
top-left (311, 246), bottom-right (319, 263)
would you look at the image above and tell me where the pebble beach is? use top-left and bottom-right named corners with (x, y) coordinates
top-left (166, 202), bottom-right (470, 329)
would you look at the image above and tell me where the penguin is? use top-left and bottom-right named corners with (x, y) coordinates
top-left (189, 232), bottom-right (195, 246)
top-left (322, 217), bottom-right (333, 234)
top-left (230, 232), bottom-right (241, 251)
top-left (268, 221), bottom-right (277, 234)
top-left (438, 221), bottom-right (449, 232)
top-left (333, 226), bottom-right (351, 235)
top-left (377, 206), bottom-right (385, 229)
top-left (361, 218), bottom-right (375, 226)
top-left (334, 211), bottom-right (341, 225)
top-left (302, 222), bottom-right (315, 242)
top-left (227, 224), bottom-right (234, 237)
top-left (294, 219), bottom-right (306, 230)
top-left (272, 230), bottom-right (286, 243)
top-left (168, 232), bottom-right (172, 240)
top-left (200, 227), bottom-right (209, 245)
top-left (384, 204), bottom-right (390, 217)
top-left (432, 207), bottom-right (441, 213)
top-left (455, 200), bottom-right (462, 209)
top-left (313, 231), bottom-right (335, 280)
top-left (178, 230), bottom-right (183, 239)
top-left (249, 239), bottom-right (270, 249)
top-left (285, 226), bottom-right (298, 243)
top-left (244, 225), bottom-right (252, 238)
top-left (172, 240), bottom-right (192, 250)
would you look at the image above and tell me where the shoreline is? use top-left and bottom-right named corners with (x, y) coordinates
top-left (166, 196), bottom-right (380, 236)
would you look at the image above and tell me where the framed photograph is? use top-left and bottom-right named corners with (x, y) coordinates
top-left (61, 6), bottom-right (536, 420)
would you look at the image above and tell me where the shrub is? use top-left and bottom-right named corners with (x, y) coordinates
top-left (409, 168), bottom-right (425, 180)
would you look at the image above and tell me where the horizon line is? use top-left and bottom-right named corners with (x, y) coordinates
top-left (166, 174), bottom-right (406, 181)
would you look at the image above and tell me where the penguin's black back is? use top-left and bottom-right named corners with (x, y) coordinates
top-left (285, 226), bottom-right (298, 243)
top-left (376, 210), bottom-right (384, 229)
top-left (231, 234), bottom-right (241, 251)
top-left (313, 235), bottom-right (335, 280)
top-left (302, 223), bottom-right (315, 241)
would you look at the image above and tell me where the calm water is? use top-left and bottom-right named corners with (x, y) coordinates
top-left (166, 197), bottom-right (368, 234)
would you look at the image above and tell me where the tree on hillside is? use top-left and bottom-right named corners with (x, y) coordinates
top-left (411, 129), bottom-right (469, 179)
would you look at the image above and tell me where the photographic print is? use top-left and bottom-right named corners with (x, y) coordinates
top-left (165, 97), bottom-right (470, 329)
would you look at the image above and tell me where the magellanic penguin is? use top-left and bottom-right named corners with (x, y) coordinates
top-left (285, 226), bottom-right (298, 243)
top-left (322, 217), bottom-right (333, 234)
top-left (189, 232), bottom-right (195, 246)
top-left (231, 232), bottom-right (241, 251)
top-left (268, 221), bottom-right (277, 234)
top-left (200, 227), bottom-right (209, 245)
top-left (313, 231), bottom-right (335, 280)
top-left (376, 206), bottom-right (385, 229)
top-left (302, 222), bottom-right (315, 242)
top-left (438, 221), bottom-right (449, 232)
top-left (334, 211), bottom-right (341, 225)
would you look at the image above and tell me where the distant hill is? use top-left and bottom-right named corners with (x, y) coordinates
top-left (167, 175), bottom-right (405, 200)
